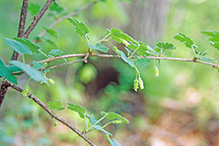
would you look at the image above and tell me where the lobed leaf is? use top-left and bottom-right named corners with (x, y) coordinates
top-left (28, 3), bottom-right (41, 15)
top-left (32, 61), bottom-right (45, 69)
top-left (67, 103), bottom-right (86, 118)
top-left (88, 43), bottom-right (109, 53)
top-left (49, 2), bottom-right (64, 13)
top-left (201, 30), bottom-right (219, 50)
top-left (101, 111), bottom-right (129, 124)
top-left (174, 32), bottom-right (195, 48)
top-left (48, 101), bottom-right (65, 111)
top-left (4, 37), bottom-right (32, 55)
top-left (106, 135), bottom-right (121, 146)
top-left (134, 56), bottom-right (151, 67)
top-left (9, 60), bottom-right (49, 84)
top-left (87, 114), bottom-right (101, 126)
top-left (48, 49), bottom-right (63, 57)
top-left (42, 26), bottom-right (59, 38)
top-left (0, 59), bottom-right (17, 84)
top-left (108, 28), bottom-right (135, 44)
top-left (117, 50), bottom-right (134, 67)
top-left (14, 37), bottom-right (40, 53)
top-left (156, 42), bottom-right (176, 50)
top-left (67, 17), bottom-right (89, 37)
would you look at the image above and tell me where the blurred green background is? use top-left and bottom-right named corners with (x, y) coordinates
top-left (1, 0), bottom-right (219, 145)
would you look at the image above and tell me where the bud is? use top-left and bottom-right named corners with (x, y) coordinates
top-left (133, 79), bottom-right (139, 92)
top-left (22, 85), bottom-right (28, 96)
top-left (121, 39), bottom-right (130, 46)
top-left (154, 66), bottom-right (159, 76)
top-left (47, 78), bottom-right (55, 85)
top-left (138, 76), bottom-right (144, 90)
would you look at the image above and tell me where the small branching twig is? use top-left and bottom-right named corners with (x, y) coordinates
top-left (23, 0), bottom-right (54, 38)
top-left (3, 80), bottom-right (96, 146)
top-left (36, 1), bottom-right (97, 40)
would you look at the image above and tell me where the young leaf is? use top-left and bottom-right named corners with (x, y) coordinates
top-left (0, 59), bottom-right (17, 84)
top-left (134, 56), bottom-right (151, 67)
top-left (174, 32), bottom-right (196, 48)
top-left (32, 61), bottom-right (45, 69)
top-left (87, 114), bottom-right (102, 126)
top-left (4, 37), bottom-right (32, 55)
top-left (201, 30), bottom-right (219, 50)
top-left (14, 37), bottom-right (40, 53)
top-left (93, 126), bottom-right (112, 136)
top-left (28, 3), bottom-right (41, 15)
top-left (101, 111), bottom-right (129, 124)
top-left (48, 101), bottom-right (65, 111)
top-left (117, 50), bottom-right (134, 67)
top-left (88, 43), bottom-right (109, 53)
top-left (156, 42), bottom-right (176, 50)
top-left (67, 17), bottom-right (89, 37)
top-left (9, 60), bottom-right (49, 85)
top-left (67, 103), bottom-right (86, 118)
top-left (42, 26), bottom-right (59, 38)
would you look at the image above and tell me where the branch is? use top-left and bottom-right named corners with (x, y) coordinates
top-left (36, 1), bottom-right (97, 39)
top-left (11, 0), bottom-right (28, 60)
top-left (23, 0), bottom-right (54, 38)
top-left (39, 53), bottom-right (218, 68)
top-left (3, 80), bottom-right (96, 146)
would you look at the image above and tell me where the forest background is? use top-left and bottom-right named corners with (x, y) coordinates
top-left (1, 0), bottom-right (219, 145)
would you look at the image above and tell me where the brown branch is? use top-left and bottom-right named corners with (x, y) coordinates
top-left (36, 1), bottom-right (97, 40)
top-left (11, 0), bottom-right (28, 60)
top-left (3, 80), bottom-right (96, 146)
top-left (0, 0), bottom-right (29, 108)
top-left (23, 0), bottom-right (54, 38)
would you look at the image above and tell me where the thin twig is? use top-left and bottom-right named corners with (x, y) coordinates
top-left (4, 80), bottom-right (96, 146)
top-left (36, 1), bottom-right (97, 39)
top-left (23, 0), bottom-right (54, 38)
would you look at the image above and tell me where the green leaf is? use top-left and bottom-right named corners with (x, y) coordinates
top-left (14, 37), bottom-right (40, 53)
top-left (28, 3), bottom-right (41, 15)
top-left (32, 61), bottom-right (45, 69)
top-left (156, 42), bottom-right (176, 50)
top-left (49, 2), bottom-right (64, 13)
top-left (87, 114), bottom-right (101, 126)
top-left (201, 30), bottom-right (219, 50)
top-left (198, 57), bottom-right (214, 63)
top-left (106, 135), bottom-right (121, 146)
top-left (174, 32), bottom-right (196, 48)
top-left (48, 49), bottom-right (63, 57)
top-left (67, 103), bottom-right (86, 118)
top-left (88, 43), bottom-right (109, 53)
top-left (4, 37), bottom-right (32, 55)
top-left (93, 126), bottom-right (112, 136)
top-left (48, 101), bottom-right (65, 111)
top-left (67, 17), bottom-right (89, 37)
top-left (9, 60), bottom-right (49, 84)
top-left (44, 38), bottom-right (58, 48)
top-left (117, 50), bottom-right (134, 67)
top-left (134, 56), bottom-right (151, 67)
top-left (0, 59), bottom-right (17, 84)
top-left (42, 26), bottom-right (59, 38)
top-left (101, 111), bottom-right (129, 124)
top-left (109, 28), bottom-right (135, 44)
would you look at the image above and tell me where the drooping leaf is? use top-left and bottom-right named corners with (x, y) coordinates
top-left (134, 56), bottom-right (151, 67)
top-left (67, 103), bottom-right (86, 118)
top-left (9, 60), bottom-right (49, 84)
top-left (106, 135), bottom-right (121, 146)
top-left (87, 114), bottom-right (101, 126)
top-left (67, 17), bottom-right (89, 37)
top-left (49, 2), bottom-right (64, 13)
top-left (201, 30), bottom-right (219, 50)
top-left (28, 3), bottom-right (41, 15)
top-left (93, 126), bottom-right (112, 136)
top-left (14, 37), bottom-right (40, 53)
top-left (88, 43), bottom-right (109, 53)
top-left (0, 59), bottom-right (17, 84)
top-left (101, 111), bottom-right (129, 124)
top-left (42, 26), bottom-right (59, 38)
top-left (174, 32), bottom-right (196, 48)
top-left (117, 50), bottom-right (134, 67)
top-left (48, 101), bottom-right (65, 111)
top-left (4, 37), bottom-right (32, 55)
